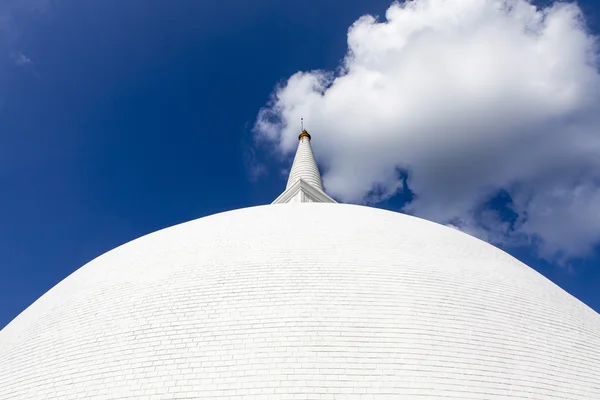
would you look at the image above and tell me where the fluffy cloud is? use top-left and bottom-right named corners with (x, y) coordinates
top-left (254, 0), bottom-right (600, 262)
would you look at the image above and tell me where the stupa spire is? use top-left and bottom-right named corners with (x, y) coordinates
top-left (286, 125), bottom-right (324, 191)
top-left (272, 121), bottom-right (336, 204)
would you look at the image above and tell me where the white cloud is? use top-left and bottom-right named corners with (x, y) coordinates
top-left (12, 52), bottom-right (32, 65)
top-left (255, 0), bottom-right (600, 262)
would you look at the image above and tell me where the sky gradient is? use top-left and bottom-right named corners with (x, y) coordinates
top-left (1, 0), bottom-right (600, 329)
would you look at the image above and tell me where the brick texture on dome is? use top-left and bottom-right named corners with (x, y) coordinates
top-left (1, 204), bottom-right (599, 399)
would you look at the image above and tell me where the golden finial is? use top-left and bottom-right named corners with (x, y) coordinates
top-left (298, 118), bottom-right (311, 141)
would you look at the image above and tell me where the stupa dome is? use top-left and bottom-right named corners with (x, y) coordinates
top-left (1, 131), bottom-right (599, 399)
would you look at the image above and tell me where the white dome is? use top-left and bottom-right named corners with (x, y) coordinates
top-left (1, 203), bottom-right (599, 399)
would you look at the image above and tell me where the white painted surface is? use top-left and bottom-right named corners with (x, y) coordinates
top-left (273, 179), bottom-right (336, 204)
top-left (286, 136), bottom-right (324, 192)
top-left (1, 204), bottom-right (599, 399)
top-left (276, 133), bottom-right (334, 204)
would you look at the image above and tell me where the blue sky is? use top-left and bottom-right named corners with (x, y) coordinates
top-left (1, 0), bottom-right (600, 329)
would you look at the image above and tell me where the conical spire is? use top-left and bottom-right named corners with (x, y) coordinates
top-left (286, 129), bottom-right (324, 191)
top-left (272, 126), bottom-right (336, 204)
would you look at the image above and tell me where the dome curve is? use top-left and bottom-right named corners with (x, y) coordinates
top-left (0, 203), bottom-right (599, 399)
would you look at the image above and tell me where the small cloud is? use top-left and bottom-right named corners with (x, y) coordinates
top-left (11, 51), bottom-right (39, 77)
top-left (12, 52), bottom-right (32, 66)
top-left (244, 148), bottom-right (268, 182)
top-left (249, 163), bottom-right (267, 182)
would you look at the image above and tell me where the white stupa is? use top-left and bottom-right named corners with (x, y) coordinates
top-left (1, 130), bottom-right (599, 399)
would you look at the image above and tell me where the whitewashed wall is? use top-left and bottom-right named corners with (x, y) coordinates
top-left (1, 203), bottom-right (599, 399)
